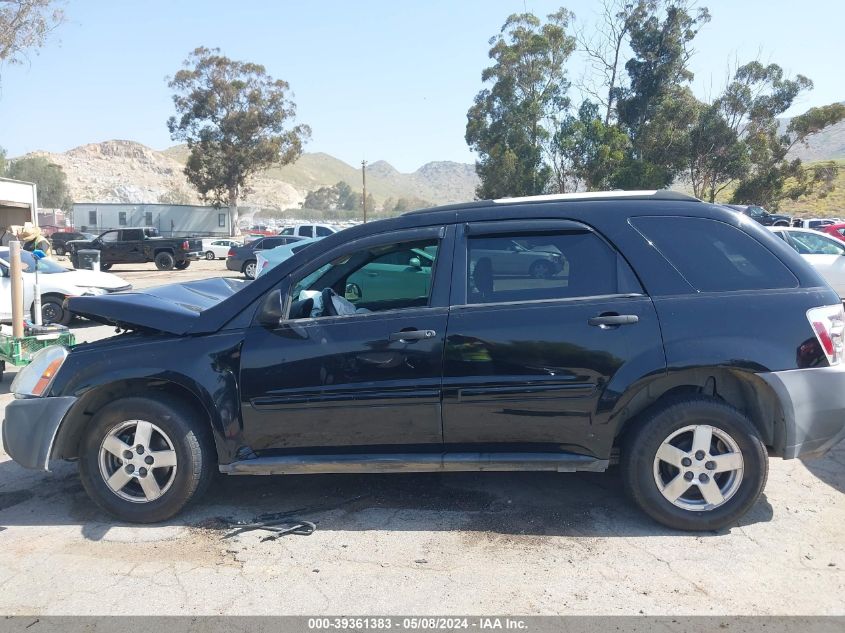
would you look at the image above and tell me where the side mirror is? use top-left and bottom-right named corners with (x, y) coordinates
top-left (345, 282), bottom-right (362, 302)
top-left (409, 257), bottom-right (422, 269)
top-left (257, 289), bottom-right (283, 327)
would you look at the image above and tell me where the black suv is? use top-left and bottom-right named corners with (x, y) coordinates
top-left (4, 191), bottom-right (844, 530)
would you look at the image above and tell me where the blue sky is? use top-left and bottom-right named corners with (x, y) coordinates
top-left (0, 0), bottom-right (842, 172)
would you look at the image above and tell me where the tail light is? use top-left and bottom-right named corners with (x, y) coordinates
top-left (182, 240), bottom-right (190, 250)
top-left (227, 248), bottom-right (235, 258)
top-left (807, 304), bottom-right (844, 365)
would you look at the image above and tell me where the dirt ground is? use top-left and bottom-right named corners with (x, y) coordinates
top-left (0, 259), bottom-right (843, 615)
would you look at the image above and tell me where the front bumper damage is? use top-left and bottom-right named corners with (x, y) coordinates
top-left (760, 364), bottom-right (845, 459)
top-left (1, 396), bottom-right (77, 470)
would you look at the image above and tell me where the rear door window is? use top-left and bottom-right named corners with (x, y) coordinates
top-left (316, 226), bottom-right (333, 237)
top-left (631, 217), bottom-right (798, 292)
top-left (465, 231), bottom-right (636, 304)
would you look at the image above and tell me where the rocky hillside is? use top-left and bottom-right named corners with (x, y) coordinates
top-left (26, 140), bottom-right (479, 210)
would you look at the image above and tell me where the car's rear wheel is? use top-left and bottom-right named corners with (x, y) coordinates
top-left (174, 260), bottom-right (190, 270)
top-left (78, 396), bottom-right (215, 523)
top-left (154, 252), bottom-right (175, 271)
top-left (529, 260), bottom-right (555, 279)
top-left (205, 251), bottom-right (215, 260)
top-left (621, 395), bottom-right (767, 531)
top-left (243, 260), bottom-right (257, 279)
top-left (54, 245), bottom-right (65, 256)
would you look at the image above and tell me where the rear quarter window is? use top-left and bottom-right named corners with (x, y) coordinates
top-left (631, 216), bottom-right (798, 292)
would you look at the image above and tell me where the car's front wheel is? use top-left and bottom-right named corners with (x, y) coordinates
top-left (39, 295), bottom-right (72, 326)
top-left (174, 260), bottom-right (190, 270)
top-left (205, 251), bottom-right (215, 260)
top-left (78, 396), bottom-right (215, 523)
top-left (621, 395), bottom-right (767, 531)
top-left (54, 245), bottom-right (65, 256)
top-left (529, 260), bottom-right (555, 279)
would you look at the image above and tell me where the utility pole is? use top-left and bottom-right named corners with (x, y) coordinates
top-left (361, 159), bottom-right (368, 223)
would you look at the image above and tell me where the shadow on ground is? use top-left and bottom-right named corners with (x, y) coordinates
top-left (801, 443), bottom-right (845, 494)
top-left (0, 455), bottom-right (777, 542)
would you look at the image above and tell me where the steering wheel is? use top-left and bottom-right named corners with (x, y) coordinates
top-left (321, 288), bottom-right (338, 317)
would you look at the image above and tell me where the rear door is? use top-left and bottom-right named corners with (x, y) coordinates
top-left (441, 220), bottom-right (664, 457)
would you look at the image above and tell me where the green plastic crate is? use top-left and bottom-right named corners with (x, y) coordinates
top-left (0, 330), bottom-right (76, 367)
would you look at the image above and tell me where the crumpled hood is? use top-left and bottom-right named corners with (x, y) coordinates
top-left (67, 277), bottom-right (248, 334)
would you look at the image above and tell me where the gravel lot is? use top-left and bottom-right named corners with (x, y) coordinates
top-left (0, 259), bottom-right (843, 615)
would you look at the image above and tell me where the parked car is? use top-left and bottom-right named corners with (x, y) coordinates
top-left (821, 223), bottom-right (845, 243)
top-left (49, 231), bottom-right (97, 256)
top-left (769, 227), bottom-right (845, 299)
top-left (226, 235), bottom-right (306, 279)
top-left (66, 228), bottom-right (204, 271)
top-left (0, 247), bottom-right (131, 325)
top-left (255, 238), bottom-right (317, 278)
top-left (722, 204), bottom-right (791, 226)
top-left (5, 191), bottom-right (845, 531)
top-left (791, 218), bottom-right (836, 230)
top-left (201, 238), bottom-right (241, 260)
top-left (279, 223), bottom-right (337, 238)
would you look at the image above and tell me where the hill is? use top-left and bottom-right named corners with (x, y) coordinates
top-left (22, 140), bottom-right (478, 211)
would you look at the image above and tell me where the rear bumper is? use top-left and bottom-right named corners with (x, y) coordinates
top-left (2, 396), bottom-right (77, 470)
top-left (225, 258), bottom-right (242, 272)
top-left (759, 365), bottom-right (845, 459)
top-left (184, 252), bottom-right (200, 261)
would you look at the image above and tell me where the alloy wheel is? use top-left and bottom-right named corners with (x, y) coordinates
top-left (652, 424), bottom-right (744, 511)
top-left (98, 420), bottom-right (178, 503)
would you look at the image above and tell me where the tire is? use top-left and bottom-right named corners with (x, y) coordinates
top-left (174, 260), bottom-right (190, 270)
top-left (621, 395), bottom-right (768, 531)
top-left (54, 245), bottom-right (65, 256)
top-left (529, 260), bottom-right (555, 279)
top-left (40, 295), bottom-right (72, 326)
top-left (205, 251), bottom-right (215, 260)
top-left (78, 396), bottom-right (215, 523)
top-left (99, 263), bottom-right (112, 271)
top-left (243, 260), bottom-right (257, 280)
top-left (154, 251), bottom-right (175, 271)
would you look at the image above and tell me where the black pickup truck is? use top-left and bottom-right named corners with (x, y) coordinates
top-left (66, 228), bottom-right (204, 271)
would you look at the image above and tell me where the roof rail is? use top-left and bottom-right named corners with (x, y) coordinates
top-left (492, 190), bottom-right (699, 204)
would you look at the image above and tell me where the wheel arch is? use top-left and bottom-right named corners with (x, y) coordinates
top-left (52, 376), bottom-right (224, 463)
top-left (611, 367), bottom-right (787, 454)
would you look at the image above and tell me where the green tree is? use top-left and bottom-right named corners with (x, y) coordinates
top-left (302, 184), bottom-right (339, 211)
top-left (685, 100), bottom-right (748, 202)
top-left (6, 155), bottom-right (72, 210)
top-left (551, 100), bottom-right (629, 191)
top-left (0, 0), bottom-right (64, 79)
top-left (0, 146), bottom-right (6, 175)
top-left (466, 8), bottom-right (576, 198)
top-left (167, 47), bottom-right (311, 235)
top-left (613, 2), bottom-right (710, 189)
top-left (720, 62), bottom-right (845, 208)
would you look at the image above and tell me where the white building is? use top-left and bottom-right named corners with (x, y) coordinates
top-left (72, 203), bottom-right (234, 237)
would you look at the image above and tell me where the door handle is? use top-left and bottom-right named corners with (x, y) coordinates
top-left (588, 314), bottom-right (639, 327)
top-left (388, 329), bottom-right (436, 342)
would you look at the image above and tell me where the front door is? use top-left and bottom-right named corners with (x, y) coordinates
top-left (442, 221), bottom-right (664, 457)
top-left (239, 227), bottom-right (453, 453)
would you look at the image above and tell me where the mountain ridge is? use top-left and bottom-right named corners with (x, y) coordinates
top-left (22, 140), bottom-right (480, 210)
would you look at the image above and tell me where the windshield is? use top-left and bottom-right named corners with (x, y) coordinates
top-left (0, 250), bottom-right (71, 274)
